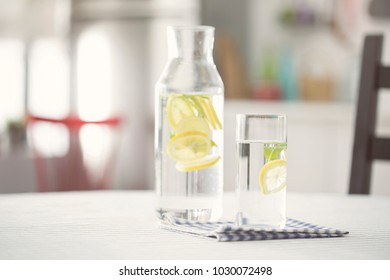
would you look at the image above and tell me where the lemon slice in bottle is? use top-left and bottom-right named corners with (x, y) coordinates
top-left (195, 97), bottom-right (222, 130)
top-left (176, 155), bottom-right (221, 172)
top-left (167, 95), bottom-right (195, 129)
top-left (175, 116), bottom-right (210, 136)
top-left (259, 159), bottom-right (287, 194)
top-left (204, 97), bottom-right (223, 130)
top-left (167, 131), bottom-right (211, 162)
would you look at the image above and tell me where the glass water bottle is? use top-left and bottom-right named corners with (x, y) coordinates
top-left (155, 26), bottom-right (224, 221)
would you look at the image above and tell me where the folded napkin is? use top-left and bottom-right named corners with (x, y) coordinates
top-left (160, 217), bottom-right (349, 242)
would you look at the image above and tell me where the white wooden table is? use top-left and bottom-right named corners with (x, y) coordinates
top-left (0, 191), bottom-right (389, 259)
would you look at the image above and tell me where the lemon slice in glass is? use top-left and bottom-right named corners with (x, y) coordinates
top-left (175, 116), bottom-right (210, 136)
top-left (176, 155), bottom-right (221, 172)
top-left (167, 131), bottom-right (211, 162)
top-left (259, 159), bottom-right (287, 194)
top-left (167, 95), bottom-right (195, 129)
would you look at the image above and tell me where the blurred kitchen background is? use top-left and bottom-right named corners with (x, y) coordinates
top-left (0, 0), bottom-right (389, 194)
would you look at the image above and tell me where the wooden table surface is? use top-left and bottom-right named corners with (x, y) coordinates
top-left (0, 190), bottom-right (389, 259)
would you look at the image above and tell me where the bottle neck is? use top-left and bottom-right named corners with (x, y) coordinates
top-left (167, 26), bottom-right (215, 62)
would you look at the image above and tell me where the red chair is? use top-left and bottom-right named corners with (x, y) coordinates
top-left (27, 114), bottom-right (122, 192)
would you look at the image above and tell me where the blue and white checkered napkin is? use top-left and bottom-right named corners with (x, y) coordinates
top-left (160, 217), bottom-right (349, 242)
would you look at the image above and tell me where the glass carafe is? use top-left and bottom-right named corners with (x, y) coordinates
top-left (155, 26), bottom-right (224, 221)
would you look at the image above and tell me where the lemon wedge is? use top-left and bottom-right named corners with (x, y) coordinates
top-left (259, 159), bottom-right (287, 195)
top-left (167, 131), bottom-right (211, 162)
top-left (204, 97), bottom-right (223, 130)
top-left (176, 155), bottom-right (221, 172)
top-left (196, 96), bottom-right (222, 130)
top-left (175, 116), bottom-right (210, 136)
top-left (167, 95), bottom-right (195, 129)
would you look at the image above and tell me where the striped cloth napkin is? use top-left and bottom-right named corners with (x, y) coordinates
top-left (160, 216), bottom-right (349, 242)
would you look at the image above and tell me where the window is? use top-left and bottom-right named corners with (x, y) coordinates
top-left (0, 39), bottom-right (25, 131)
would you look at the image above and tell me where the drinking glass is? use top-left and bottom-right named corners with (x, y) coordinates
top-left (236, 114), bottom-right (287, 228)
